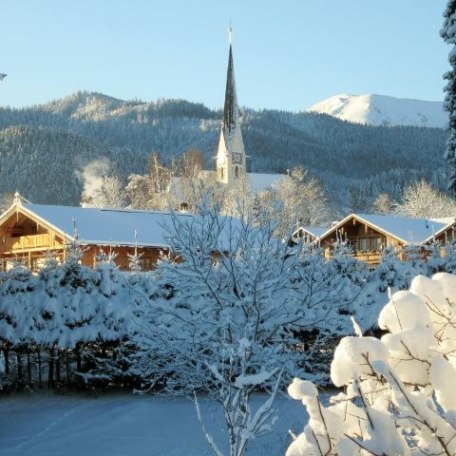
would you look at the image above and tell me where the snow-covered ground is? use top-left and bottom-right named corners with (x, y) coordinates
top-left (306, 93), bottom-right (446, 128)
top-left (0, 393), bottom-right (306, 456)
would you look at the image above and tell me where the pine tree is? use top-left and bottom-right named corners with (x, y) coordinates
top-left (441, 0), bottom-right (456, 197)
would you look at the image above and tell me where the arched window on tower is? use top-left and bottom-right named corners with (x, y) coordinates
top-left (220, 167), bottom-right (224, 180)
top-left (235, 166), bottom-right (239, 178)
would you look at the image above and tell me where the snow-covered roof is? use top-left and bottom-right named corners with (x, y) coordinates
top-left (357, 213), bottom-right (449, 244)
top-left (18, 203), bottom-right (232, 249)
top-left (322, 213), bottom-right (452, 245)
top-left (247, 173), bottom-right (287, 193)
top-left (169, 172), bottom-right (287, 199)
top-left (297, 226), bottom-right (329, 240)
top-left (430, 216), bottom-right (456, 226)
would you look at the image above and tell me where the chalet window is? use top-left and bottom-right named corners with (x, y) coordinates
top-left (358, 236), bottom-right (382, 251)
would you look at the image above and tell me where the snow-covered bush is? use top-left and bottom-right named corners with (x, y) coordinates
top-left (287, 272), bottom-right (456, 456)
top-left (0, 251), bottom-right (137, 389)
top-left (427, 239), bottom-right (456, 275)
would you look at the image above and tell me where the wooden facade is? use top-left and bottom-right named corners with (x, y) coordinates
top-left (0, 199), bottom-right (170, 272)
top-left (0, 205), bottom-right (65, 270)
top-left (319, 216), bottom-right (403, 265)
top-left (296, 214), bottom-right (456, 266)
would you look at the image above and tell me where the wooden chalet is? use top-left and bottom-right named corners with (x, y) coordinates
top-left (0, 194), bottom-right (213, 271)
top-left (295, 213), bottom-right (456, 266)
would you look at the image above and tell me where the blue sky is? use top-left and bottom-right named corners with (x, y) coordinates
top-left (0, 0), bottom-right (450, 111)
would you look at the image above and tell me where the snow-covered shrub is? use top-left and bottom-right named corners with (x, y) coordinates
top-left (374, 246), bottom-right (419, 292)
top-left (331, 240), bottom-right (366, 286)
top-left (442, 240), bottom-right (456, 273)
top-left (287, 272), bottom-right (456, 456)
top-left (0, 252), bottom-right (138, 390)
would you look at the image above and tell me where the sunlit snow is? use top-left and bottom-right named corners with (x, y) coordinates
top-left (306, 93), bottom-right (447, 128)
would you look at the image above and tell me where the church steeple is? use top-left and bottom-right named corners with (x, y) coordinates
top-left (222, 43), bottom-right (238, 135)
top-left (216, 27), bottom-right (246, 187)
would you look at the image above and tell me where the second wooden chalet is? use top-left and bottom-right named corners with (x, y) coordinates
top-left (0, 195), bottom-right (231, 271)
top-left (295, 213), bottom-right (456, 266)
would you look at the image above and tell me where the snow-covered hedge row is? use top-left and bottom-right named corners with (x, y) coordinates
top-left (287, 272), bottom-right (456, 456)
top-left (2, 223), bottom-right (456, 392)
top-left (0, 259), bottom-right (153, 348)
top-left (0, 243), bottom-right (356, 389)
top-left (0, 255), bottom-right (159, 388)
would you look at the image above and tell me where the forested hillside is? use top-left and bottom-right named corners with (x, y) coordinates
top-left (0, 91), bottom-right (448, 209)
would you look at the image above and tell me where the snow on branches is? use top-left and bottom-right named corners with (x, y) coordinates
top-left (132, 204), bottom-right (356, 456)
top-left (287, 272), bottom-right (456, 456)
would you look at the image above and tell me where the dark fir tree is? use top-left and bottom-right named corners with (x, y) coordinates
top-left (441, 0), bottom-right (456, 197)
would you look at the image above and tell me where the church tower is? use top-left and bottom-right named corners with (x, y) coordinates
top-left (216, 28), bottom-right (246, 187)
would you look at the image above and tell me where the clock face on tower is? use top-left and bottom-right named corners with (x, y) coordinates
top-left (232, 153), bottom-right (242, 164)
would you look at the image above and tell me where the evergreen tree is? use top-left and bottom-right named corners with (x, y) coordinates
top-left (441, 0), bottom-right (456, 197)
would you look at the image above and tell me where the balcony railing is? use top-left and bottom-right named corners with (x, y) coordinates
top-left (3, 234), bottom-right (59, 252)
top-left (324, 249), bottom-right (383, 264)
top-left (352, 251), bottom-right (382, 264)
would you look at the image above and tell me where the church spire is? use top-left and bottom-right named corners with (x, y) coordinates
top-left (216, 26), bottom-right (246, 187)
top-left (223, 27), bottom-right (238, 135)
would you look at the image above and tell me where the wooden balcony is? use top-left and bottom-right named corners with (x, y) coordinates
top-left (2, 233), bottom-right (62, 252)
top-left (325, 249), bottom-right (382, 265)
top-left (352, 251), bottom-right (382, 264)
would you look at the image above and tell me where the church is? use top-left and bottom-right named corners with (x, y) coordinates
top-left (215, 34), bottom-right (247, 187)
top-left (133, 33), bottom-right (288, 212)
top-left (206, 32), bottom-right (286, 194)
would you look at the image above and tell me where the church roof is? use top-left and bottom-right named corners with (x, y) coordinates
top-left (247, 173), bottom-right (288, 193)
top-left (223, 44), bottom-right (238, 136)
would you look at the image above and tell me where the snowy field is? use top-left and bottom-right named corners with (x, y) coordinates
top-left (0, 393), bottom-right (306, 456)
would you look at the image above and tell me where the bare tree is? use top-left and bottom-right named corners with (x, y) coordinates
top-left (394, 180), bottom-right (456, 218)
top-left (89, 174), bottom-right (126, 208)
top-left (148, 152), bottom-right (174, 194)
top-left (372, 192), bottom-right (393, 214)
top-left (259, 166), bottom-right (333, 238)
top-left (180, 149), bottom-right (205, 179)
top-left (125, 152), bottom-right (177, 210)
top-left (134, 203), bottom-right (354, 456)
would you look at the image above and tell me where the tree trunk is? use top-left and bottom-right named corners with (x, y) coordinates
top-left (16, 352), bottom-right (22, 385)
top-left (48, 347), bottom-right (54, 390)
top-left (37, 349), bottom-right (42, 389)
top-left (56, 350), bottom-right (61, 384)
top-left (76, 344), bottom-right (82, 372)
top-left (3, 346), bottom-right (9, 375)
top-left (27, 350), bottom-right (32, 386)
top-left (66, 351), bottom-right (70, 386)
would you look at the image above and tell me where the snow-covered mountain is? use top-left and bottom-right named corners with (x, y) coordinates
top-left (306, 94), bottom-right (447, 128)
